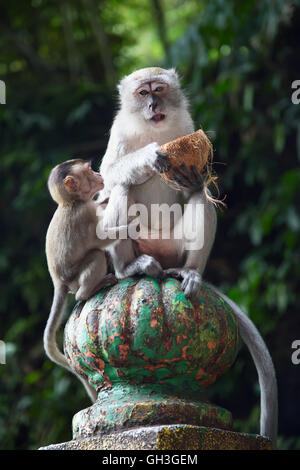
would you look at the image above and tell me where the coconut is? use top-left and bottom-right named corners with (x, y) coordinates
top-left (159, 129), bottom-right (213, 188)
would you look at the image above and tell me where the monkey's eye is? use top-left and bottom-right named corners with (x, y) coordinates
top-left (155, 86), bottom-right (164, 92)
top-left (139, 89), bottom-right (149, 96)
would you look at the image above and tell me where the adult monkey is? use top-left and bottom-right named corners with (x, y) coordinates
top-left (100, 67), bottom-right (213, 294)
top-left (99, 67), bottom-right (277, 445)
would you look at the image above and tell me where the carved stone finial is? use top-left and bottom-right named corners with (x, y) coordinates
top-left (64, 277), bottom-right (240, 439)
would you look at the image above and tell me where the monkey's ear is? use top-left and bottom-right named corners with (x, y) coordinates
top-left (63, 175), bottom-right (79, 193)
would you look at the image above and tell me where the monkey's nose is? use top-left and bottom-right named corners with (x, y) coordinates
top-left (149, 102), bottom-right (158, 112)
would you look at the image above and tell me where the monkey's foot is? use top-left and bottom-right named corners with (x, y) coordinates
top-left (118, 255), bottom-right (163, 279)
top-left (139, 255), bottom-right (164, 278)
top-left (164, 268), bottom-right (202, 299)
top-left (76, 274), bottom-right (117, 301)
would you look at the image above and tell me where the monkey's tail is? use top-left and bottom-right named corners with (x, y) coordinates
top-left (206, 282), bottom-right (278, 447)
top-left (44, 283), bottom-right (97, 403)
top-left (44, 283), bottom-right (70, 372)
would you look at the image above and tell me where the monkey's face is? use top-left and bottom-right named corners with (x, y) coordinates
top-left (134, 81), bottom-right (168, 125)
top-left (118, 68), bottom-right (184, 128)
top-left (132, 80), bottom-right (183, 128)
top-left (64, 162), bottom-right (104, 201)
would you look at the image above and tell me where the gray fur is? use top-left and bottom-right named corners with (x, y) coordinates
top-left (206, 282), bottom-right (278, 447)
top-left (99, 68), bottom-right (278, 446)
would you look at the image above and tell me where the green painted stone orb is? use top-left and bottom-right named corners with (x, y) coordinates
top-left (64, 277), bottom-right (240, 438)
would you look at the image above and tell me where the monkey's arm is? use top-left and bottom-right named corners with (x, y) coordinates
top-left (101, 140), bottom-right (170, 189)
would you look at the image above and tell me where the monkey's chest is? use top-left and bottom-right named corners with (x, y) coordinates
top-left (135, 237), bottom-right (180, 268)
top-left (131, 176), bottom-right (184, 267)
top-left (131, 174), bottom-right (180, 207)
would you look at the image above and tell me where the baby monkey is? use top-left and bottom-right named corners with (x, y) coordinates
top-left (44, 158), bottom-right (117, 401)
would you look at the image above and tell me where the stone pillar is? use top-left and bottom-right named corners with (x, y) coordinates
top-left (39, 277), bottom-right (273, 450)
top-left (40, 424), bottom-right (272, 450)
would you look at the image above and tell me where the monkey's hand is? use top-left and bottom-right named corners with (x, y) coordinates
top-left (139, 143), bottom-right (170, 173)
top-left (163, 268), bottom-right (202, 299)
top-left (153, 150), bottom-right (171, 174)
top-left (127, 143), bottom-right (171, 182)
top-left (172, 164), bottom-right (204, 192)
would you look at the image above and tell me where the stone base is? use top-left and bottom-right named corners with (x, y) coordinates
top-left (39, 425), bottom-right (273, 450)
top-left (72, 384), bottom-right (232, 439)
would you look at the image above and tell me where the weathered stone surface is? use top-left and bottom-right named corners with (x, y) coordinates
top-left (72, 384), bottom-right (232, 438)
top-left (39, 425), bottom-right (273, 450)
top-left (64, 277), bottom-right (240, 393)
top-left (64, 277), bottom-right (240, 437)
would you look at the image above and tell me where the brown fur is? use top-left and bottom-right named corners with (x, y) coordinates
top-left (44, 159), bottom-right (117, 402)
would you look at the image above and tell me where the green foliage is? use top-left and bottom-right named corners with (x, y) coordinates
top-left (0, 0), bottom-right (299, 450)
top-left (165, 0), bottom-right (300, 447)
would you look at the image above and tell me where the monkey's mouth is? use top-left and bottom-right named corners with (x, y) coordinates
top-left (151, 113), bottom-right (166, 122)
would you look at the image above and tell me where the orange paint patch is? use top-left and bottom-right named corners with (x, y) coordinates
top-left (119, 344), bottom-right (130, 360)
top-left (196, 368), bottom-right (206, 380)
top-left (144, 363), bottom-right (165, 371)
top-left (207, 341), bottom-right (217, 351)
top-left (108, 332), bottom-right (121, 343)
top-left (86, 356), bottom-right (105, 371)
top-left (182, 346), bottom-right (189, 360)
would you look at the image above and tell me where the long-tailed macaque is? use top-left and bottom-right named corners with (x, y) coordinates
top-left (44, 159), bottom-right (117, 402)
top-left (99, 67), bottom-right (278, 445)
top-left (100, 67), bottom-right (213, 297)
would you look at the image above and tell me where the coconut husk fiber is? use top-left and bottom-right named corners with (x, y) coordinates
top-left (159, 129), bottom-right (213, 189)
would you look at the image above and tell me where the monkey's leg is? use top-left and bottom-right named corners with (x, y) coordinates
top-left (164, 191), bottom-right (217, 298)
top-left (75, 250), bottom-right (109, 301)
top-left (108, 239), bottom-right (163, 279)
